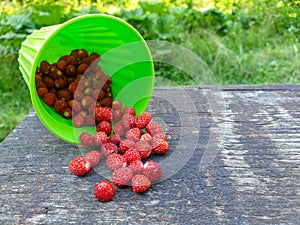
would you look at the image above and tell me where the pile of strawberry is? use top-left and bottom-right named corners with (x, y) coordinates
top-left (69, 101), bottom-right (169, 202)
top-left (35, 49), bottom-right (113, 122)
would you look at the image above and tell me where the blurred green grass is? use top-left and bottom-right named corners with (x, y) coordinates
top-left (0, 55), bottom-right (31, 141)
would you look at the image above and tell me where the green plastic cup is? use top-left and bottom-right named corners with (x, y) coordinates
top-left (18, 14), bottom-right (154, 144)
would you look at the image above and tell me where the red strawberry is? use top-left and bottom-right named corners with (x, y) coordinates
top-left (106, 153), bottom-right (127, 171)
top-left (119, 139), bottom-right (136, 154)
top-left (112, 167), bottom-right (133, 187)
top-left (113, 121), bottom-right (126, 136)
top-left (62, 107), bottom-right (72, 119)
top-left (135, 112), bottom-right (152, 129)
top-left (85, 113), bottom-right (95, 126)
top-left (93, 131), bottom-right (108, 146)
top-left (79, 132), bottom-right (94, 146)
top-left (96, 121), bottom-right (112, 135)
top-left (123, 106), bottom-right (136, 116)
top-left (140, 133), bottom-right (152, 143)
top-left (94, 180), bottom-right (114, 202)
top-left (40, 60), bottom-right (51, 74)
top-left (84, 150), bottom-right (101, 167)
top-left (135, 140), bottom-right (152, 159)
top-left (81, 96), bottom-right (94, 109)
top-left (128, 160), bottom-right (144, 175)
top-left (125, 127), bottom-right (141, 141)
top-left (73, 114), bottom-right (85, 127)
top-left (152, 133), bottom-right (167, 141)
top-left (42, 93), bottom-right (56, 106)
top-left (143, 160), bottom-right (162, 182)
top-left (112, 109), bottom-right (123, 122)
top-left (123, 149), bottom-right (141, 164)
top-left (132, 175), bottom-right (151, 193)
top-left (122, 113), bottom-right (135, 129)
top-left (57, 89), bottom-right (72, 102)
top-left (146, 121), bottom-right (162, 135)
top-left (101, 142), bottom-right (118, 158)
top-left (37, 87), bottom-right (48, 98)
top-left (77, 63), bottom-right (89, 74)
top-left (112, 100), bottom-right (122, 111)
top-left (95, 107), bottom-right (112, 122)
top-left (152, 139), bottom-right (169, 155)
top-left (54, 100), bottom-right (67, 113)
top-left (108, 134), bottom-right (121, 146)
top-left (69, 100), bottom-right (82, 112)
top-left (68, 156), bottom-right (91, 176)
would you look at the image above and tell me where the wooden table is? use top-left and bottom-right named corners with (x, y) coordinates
top-left (1, 85), bottom-right (299, 224)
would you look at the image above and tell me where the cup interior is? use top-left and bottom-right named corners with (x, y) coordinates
top-left (29, 15), bottom-right (154, 143)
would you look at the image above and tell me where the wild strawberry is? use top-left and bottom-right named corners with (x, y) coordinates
top-left (57, 89), bottom-right (72, 101)
top-left (125, 127), bottom-right (141, 141)
top-left (119, 139), bottom-right (135, 154)
top-left (66, 64), bottom-right (76, 76)
top-left (135, 112), bottom-right (152, 129)
top-left (78, 110), bottom-right (87, 118)
top-left (94, 180), bottom-right (114, 202)
top-left (92, 89), bottom-right (105, 101)
top-left (37, 87), bottom-right (48, 98)
top-left (36, 80), bottom-right (47, 88)
top-left (77, 63), bottom-right (89, 74)
top-left (81, 96), bottom-right (94, 109)
top-left (54, 100), bottom-right (67, 113)
top-left (140, 133), bottom-right (152, 143)
top-left (101, 142), bottom-right (118, 157)
top-left (68, 156), bottom-right (91, 176)
top-left (54, 78), bottom-right (67, 89)
top-left (93, 131), bottom-right (108, 146)
top-left (100, 97), bottom-right (112, 108)
top-left (78, 49), bottom-right (89, 59)
top-left (123, 149), bottom-right (141, 164)
top-left (84, 150), bottom-right (101, 167)
top-left (85, 113), bottom-right (95, 126)
top-left (146, 121), bottom-right (162, 135)
top-left (112, 167), bottom-right (133, 187)
top-left (62, 107), bottom-right (72, 119)
top-left (96, 121), bottom-right (112, 135)
top-left (143, 160), bottom-right (162, 182)
top-left (57, 59), bottom-right (67, 71)
top-left (40, 60), bottom-right (51, 74)
top-left (68, 82), bottom-right (78, 93)
top-left (152, 139), bottom-right (169, 155)
top-left (69, 100), bottom-right (81, 112)
top-left (108, 134), bottom-right (121, 146)
top-left (42, 93), bottom-right (56, 106)
top-left (80, 132), bottom-right (94, 146)
top-left (132, 175), bottom-right (151, 193)
top-left (73, 114), bottom-right (85, 127)
top-left (152, 133), bottom-right (167, 141)
top-left (67, 55), bottom-right (78, 66)
top-left (112, 109), bottom-right (123, 122)
top-left (74, 91), bottom-right (84, 101)
top-left (50, 69), bottom-right (63, 79)
top-left (106, 153), bottom-right (126, 171)
top-left (89, 52), bottom-right (101, 62)
top-left (113, 121), bottom-right (126, 137)
top-left (43, 76), bottom-right (54, 88)
top-left (123, 106), bottom-right (136, 116)
top-left (112, 100), bottom-right (122, 111)
top-left (95, 107), bottom-right (112, 122)
top-left (135, 140), bottom-right (152, 159)
top-left (122, 113), bottom-right (135, 129)
top-left (128, 160), bottom-right (144, 175)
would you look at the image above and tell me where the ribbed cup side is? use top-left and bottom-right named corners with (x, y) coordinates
top-left (18, 25), bottom-right (60, 88)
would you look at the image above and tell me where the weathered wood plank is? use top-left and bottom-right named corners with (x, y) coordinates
top-left (1, 85), bottom-right (299, 224)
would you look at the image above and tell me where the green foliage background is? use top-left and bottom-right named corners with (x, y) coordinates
top-left (0, 0), bottom-right (299, 141)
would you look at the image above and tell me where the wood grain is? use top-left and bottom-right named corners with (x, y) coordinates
top-left (1, 85), bottom-right (299, 224)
